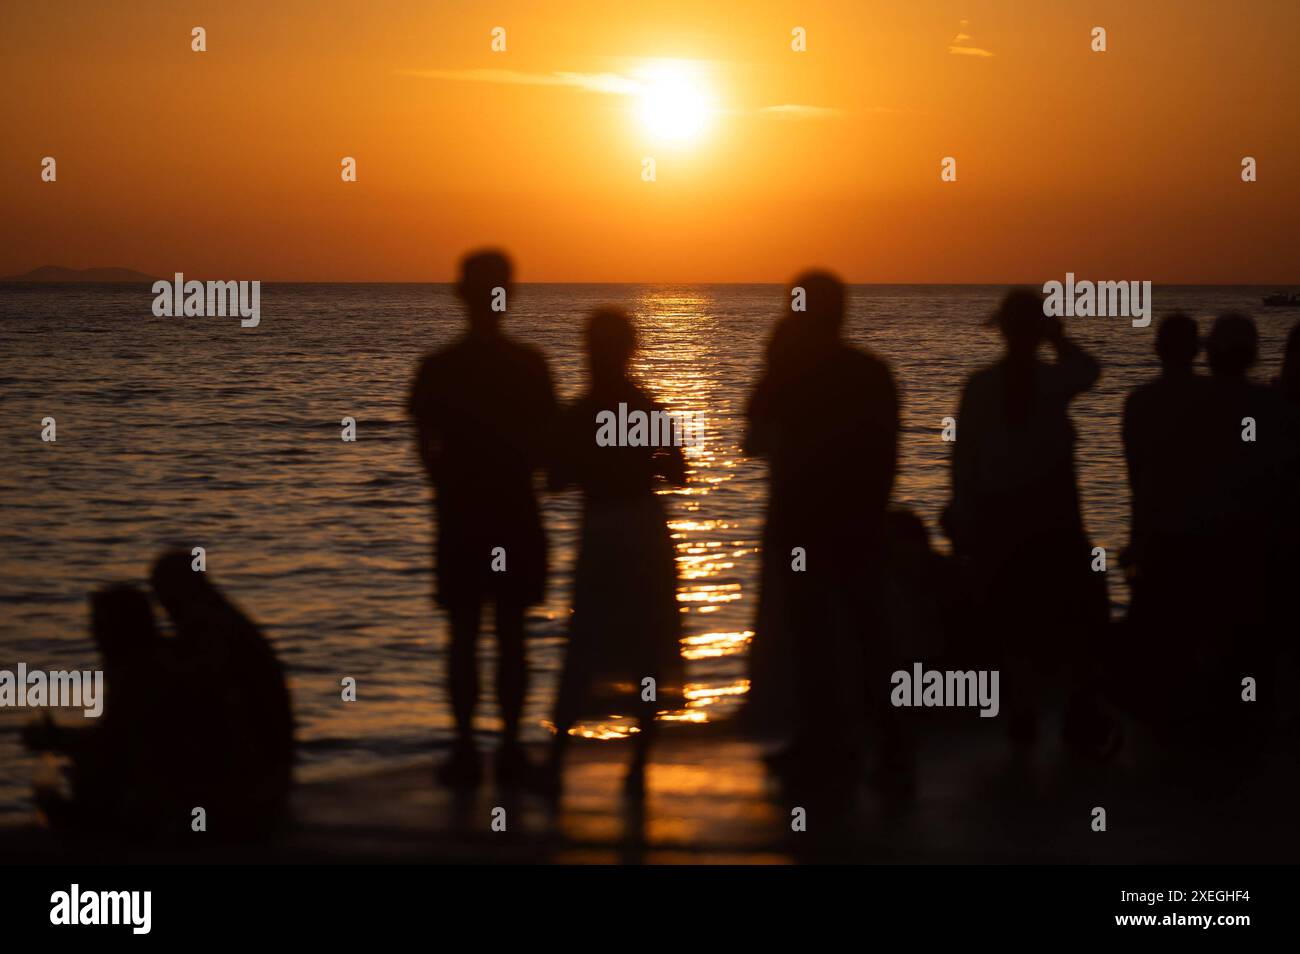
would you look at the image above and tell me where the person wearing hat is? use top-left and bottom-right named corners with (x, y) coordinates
top-left (944, 289), bottom-right (1115, 755)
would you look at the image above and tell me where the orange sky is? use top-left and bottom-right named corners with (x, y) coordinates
top-left (2, 0), bottom-right (1298, 282)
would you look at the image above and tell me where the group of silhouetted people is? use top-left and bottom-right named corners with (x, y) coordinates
top-left (1118, 311), bottom-right (1300, 737)
top-left (24, 551), bottom-right (293, 842)
top-left (30, 248), bottom-right (1300, 838)
top-left (408, 254), bottom-right (915, 804)
top-left (407, 251), bottom-right (1300, 804)
top-left (407, 252), bottom-right (688, 796)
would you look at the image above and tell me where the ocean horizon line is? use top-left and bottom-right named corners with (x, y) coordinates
top-left (4, 279), bottom-right (1299, 288)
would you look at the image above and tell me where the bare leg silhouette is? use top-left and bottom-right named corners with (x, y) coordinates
top-left (440, 603), bottom-right (484, 789)
top-left (447, 604), bottom-right (481, 746)
top-left (493, 599), bottom-right (530, 787)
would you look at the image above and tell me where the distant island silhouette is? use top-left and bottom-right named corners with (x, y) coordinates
top-left (2, 265), bottom-right (161, 283)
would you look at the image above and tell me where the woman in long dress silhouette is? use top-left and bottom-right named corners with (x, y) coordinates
top-left (545, 308), bottom-right (687, 796)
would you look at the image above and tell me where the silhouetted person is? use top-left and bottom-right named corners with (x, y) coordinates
top-left (1195, 314), bottom-right (1296, 734)
top-left (1274, 320), bottom-right (1300, 560)
top-left (1278, 321), bottom-right (1300, 740)
top-left (1277, 318), bottom-right (1300, 549)
top-left (743, 306), bottom-right (834, 742)
top-left (883, 507), bottom-right (953, 667)
top-left (1119, 314), bottom-right (1213, 723)
top-left (1123, 314), bottom-right (1204, 562)
top-left (945, 289), bottom-right (1113, 753)
top-left (1277, 321), bottom-right (1300, 405)
top-left (22, 585), bottom-right (174, 836)
top-left (745, 272), bottom-right (900, 793)
top-left (875, 507), bottom-right (958, 798)
top-left (545, 309), bottom-right (686, 798)
top-left (1202, 314), bottom-right (1274, 525)
top-left (151, 550), bottom-right (294, 837)
top-left (408, 250), bottom-right (557, 788)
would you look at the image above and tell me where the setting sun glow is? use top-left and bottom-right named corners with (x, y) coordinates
top-left (635, 61), bottom-right (716, 144)
top-left (2, 3), bottom-right (1297, 283)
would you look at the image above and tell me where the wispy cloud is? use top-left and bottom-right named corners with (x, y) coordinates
top-left (395, 68), bottom-right (640, 95)
top-left (948, 19), bottom-right (995, 57)
top-left (397, 66), bottom-right (849, 118)
top-left (757, 104), bottom-right (848, 120)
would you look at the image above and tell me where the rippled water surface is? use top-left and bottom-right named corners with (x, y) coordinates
top-left (1, 282), bottom-right (1293, 816)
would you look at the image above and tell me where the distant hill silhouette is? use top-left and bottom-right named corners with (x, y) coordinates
top-left (2, 265), bottom-right (160, 283)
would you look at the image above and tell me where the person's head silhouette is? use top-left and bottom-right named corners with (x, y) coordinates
top-left (1155, 312), bottom-right (1198, 373)
top-left (150, 549), bottom-right (223, 631)
top-left (790, 270), bottom-right (845, 344)
top-left (1206, 312), bottom-right (1258, 379)
top-left (90, 584), bottom-right (158, 666)
top-left (988, 288), bottom-right (1046, 361)
top-left (585, 307), bottom-right (636, 386)
top-left (456, 249), bottom-right (512, 333)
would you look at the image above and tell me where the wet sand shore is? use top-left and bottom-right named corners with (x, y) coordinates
top-left (4, 716), bottom-right (1296, 865)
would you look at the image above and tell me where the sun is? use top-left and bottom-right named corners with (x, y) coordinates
top-left (635, 60), bottom-right (716, 144)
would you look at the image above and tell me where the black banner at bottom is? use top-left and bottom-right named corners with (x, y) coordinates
top-left (3, 863), bottom-right (1278, 940)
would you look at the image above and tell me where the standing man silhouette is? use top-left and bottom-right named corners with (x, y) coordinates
top-left (745, 271), bottom-right (900, 796)
top-left (1120, 314), bottom-right (1209, 721)
top-left (408, 250), bottom-right (556, 788)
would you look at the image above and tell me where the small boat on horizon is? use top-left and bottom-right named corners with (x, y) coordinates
top-left (1262, 291), bottom-right (1300, 307)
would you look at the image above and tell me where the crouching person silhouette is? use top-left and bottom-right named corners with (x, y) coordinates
top-left (150, 551), bottom-right (294, 839)
top-left (23, 558), bottom-right (294, 844)
top-left (22, 584), bottom-right (176, 838)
